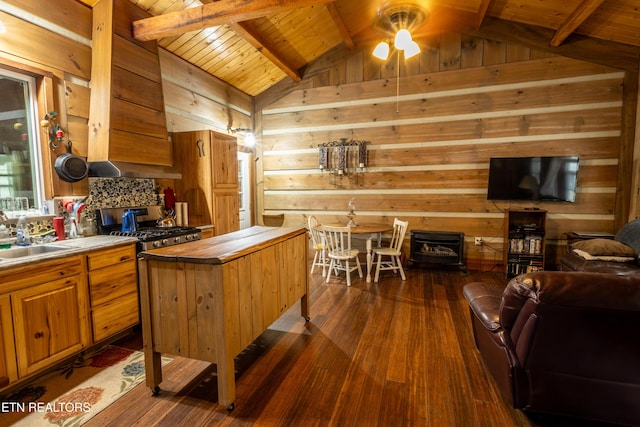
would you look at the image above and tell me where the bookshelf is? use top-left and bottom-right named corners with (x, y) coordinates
top-left (504, 209), bottom-right (547, 278)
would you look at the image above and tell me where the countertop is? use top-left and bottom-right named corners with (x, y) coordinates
top-left (139, 226), bottom-right (307, 265)
top-left (0, 235), bottom-right (139, 269)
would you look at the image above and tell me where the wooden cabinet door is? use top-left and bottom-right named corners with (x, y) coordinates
top-left (173, 131), bottom-right (214, 226)
top-left (210, 132), bottom-right (238, 188)
top-left (0, 294), bottom-right (17, 388)
top-left (210, 132), bottom-right (239, 235)
top-left (12, 276), bottom-right (87, 377)
top-left (174, 130), bottom-right (239, 234)
top-left (213, 190), bottom-right (240, 235)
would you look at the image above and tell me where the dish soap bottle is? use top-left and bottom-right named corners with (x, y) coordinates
top-left (15, 215), bottom-right (30, 246)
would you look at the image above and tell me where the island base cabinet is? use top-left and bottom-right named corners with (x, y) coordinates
top-left (138, 228), bottom-right (309, 409)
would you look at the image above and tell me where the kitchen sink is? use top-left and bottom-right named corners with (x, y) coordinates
top-left (0, 244), bottom-right (71, 259)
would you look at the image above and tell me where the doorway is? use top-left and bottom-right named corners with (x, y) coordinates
top-left (238, 151), bottom-right (252, 229)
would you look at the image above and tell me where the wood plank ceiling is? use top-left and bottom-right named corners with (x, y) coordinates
top-left (78, 0), bottom-right (640, 96)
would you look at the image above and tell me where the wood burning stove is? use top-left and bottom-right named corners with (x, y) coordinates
top-left (410, 230), bottom-right (466, 272)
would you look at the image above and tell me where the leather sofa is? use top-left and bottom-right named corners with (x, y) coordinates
top-left (559, 218), bottom-right (640, 273)
top-left (463, 271), bottom-right (640, 426)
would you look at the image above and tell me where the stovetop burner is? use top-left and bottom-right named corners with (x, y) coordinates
top-left (97, 206), bottom-right (202, 250)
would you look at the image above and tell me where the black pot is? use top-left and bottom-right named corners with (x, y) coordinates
top-left (55, 141), bottom-right (88, 183)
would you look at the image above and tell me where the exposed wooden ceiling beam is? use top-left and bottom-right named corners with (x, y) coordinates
top-left (471, 17), bottom-right (640, 71)
top-left (475, 0), bottom-right (493, 29)
top-left (132, 0), bottom-right (334, 42)
top-left (550, 0), bottom-right (606, 47)
top-left (197, 0), bottom-right (303, 84)
top-left (230, 21), bottom-right (302, 82)
top-left (326, 2), bottom-right (354, 50)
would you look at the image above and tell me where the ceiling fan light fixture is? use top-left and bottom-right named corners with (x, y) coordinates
top-left (394, 29), bottom-right (412, 50)
top-left (371, 1), bottom-right (429, 60)
top-left (373, 41), bottom-right (390, 60)
top-left (404, 40), bottom-right (420, 58)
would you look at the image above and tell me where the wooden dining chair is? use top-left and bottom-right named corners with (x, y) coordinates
top-left (373, 218), bottom-right (409, 283)
top-left (307, 215), bottom-right (329, 276)
top-left (322, 225), bottom-right (363, 287)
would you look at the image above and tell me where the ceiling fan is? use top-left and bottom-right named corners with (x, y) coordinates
top-left (371, 1), bottom-right (430, 61)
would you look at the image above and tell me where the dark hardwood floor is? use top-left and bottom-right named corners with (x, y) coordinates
top-left (87, 262), bottom-right (614, 427)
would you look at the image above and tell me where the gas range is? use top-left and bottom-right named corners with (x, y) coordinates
top-left (110, 226), bottom-right (201, 250)
top-left (96, 206), bottom-right (202, 251)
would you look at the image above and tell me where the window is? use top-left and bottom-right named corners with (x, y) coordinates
top-left (0, 68), bottom-right (43, 214)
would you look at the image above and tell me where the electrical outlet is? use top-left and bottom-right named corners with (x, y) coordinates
top-left (474, 237), bottom-right (483, 246)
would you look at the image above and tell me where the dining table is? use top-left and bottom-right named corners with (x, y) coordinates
top-left (320, 222), bottom-right (392, 282)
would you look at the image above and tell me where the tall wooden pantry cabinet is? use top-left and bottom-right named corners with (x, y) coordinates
top-left (172, 131), bottom-right (240, 236)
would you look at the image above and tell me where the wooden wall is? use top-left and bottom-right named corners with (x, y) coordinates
top-left (0, 0), bottom-right (254, 199)
top-left (2, 1), bottom-right (637, 271)
top-left (0, 0), bottom-right (92, 197)
top-left (255, 35), bottom-right (630, 271)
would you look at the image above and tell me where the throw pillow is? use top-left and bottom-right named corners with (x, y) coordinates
top-left (572, 248), bottom-right (635, 262)
top-left (571, 238), bottom-right (637, 257)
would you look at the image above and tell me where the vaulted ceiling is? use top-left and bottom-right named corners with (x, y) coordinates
top-left (79, 0), bottom-right (640, 96)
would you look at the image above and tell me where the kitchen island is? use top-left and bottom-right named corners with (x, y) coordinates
top-left (137, 226), bottom-right (309, 410)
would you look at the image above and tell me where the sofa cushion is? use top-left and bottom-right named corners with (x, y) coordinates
top-left (571, 238), bottom-right (636, 257)
top-left (559, 250), bottom-right (640, 273)
top-left (615, 217), bottom-right (640, 254)
top-left (572, 249), bottom-right (635, 263)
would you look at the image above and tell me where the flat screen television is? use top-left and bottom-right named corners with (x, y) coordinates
top-left (487, 156), bottom-right (579, 202)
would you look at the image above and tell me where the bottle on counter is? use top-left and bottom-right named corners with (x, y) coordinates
top-left (15, 215), bottom-right (30, 246)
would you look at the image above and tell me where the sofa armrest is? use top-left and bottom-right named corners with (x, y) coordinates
top-left (463, 282), bottom-right (504, 331)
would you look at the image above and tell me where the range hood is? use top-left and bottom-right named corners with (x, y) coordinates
top-left (88, 161), bottom-right (182, 180)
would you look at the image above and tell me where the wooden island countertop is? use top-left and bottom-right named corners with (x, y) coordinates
top-left (138, 226), bottom-right (306, 264)
top-left (137, 226), bottom-right (309, 411)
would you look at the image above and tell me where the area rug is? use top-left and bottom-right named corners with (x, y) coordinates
top-left (0, 346), bottom-right (172, 427)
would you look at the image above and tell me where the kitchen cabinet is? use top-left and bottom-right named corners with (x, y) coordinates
top-left (173, 131), bottom-right (240, 235)
top-left (0, 240), bottom-right (137, 391)
top-left (87, 245), bottom-right (138, 342)
top-left (10, 256), bottom-right (90, 377)
top-left (0, 295), bottom-right (17, 388)
top-left (88, 0), bottom-right (172, 166)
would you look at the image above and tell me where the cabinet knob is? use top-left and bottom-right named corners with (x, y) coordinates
top-left (34, 331), bottom-right (44, 339)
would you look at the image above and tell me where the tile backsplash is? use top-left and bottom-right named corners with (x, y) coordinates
top-left (86, 177), bottom-right (161, 210)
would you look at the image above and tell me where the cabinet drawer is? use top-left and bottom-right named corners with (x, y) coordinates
top-left (92, 292), bottom-right (139, 343)
top-left (89, 260), bottom-right (137, 306)
top-left (88, 245), bottom-right (136, 271)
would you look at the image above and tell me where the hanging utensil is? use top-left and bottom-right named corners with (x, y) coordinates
top-left (54, 141), bottom-right (88, 183)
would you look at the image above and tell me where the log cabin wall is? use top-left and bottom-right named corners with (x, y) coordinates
top-left (0, 0), bottom-right (254, 198)
top-left (0, 0), bottom-right (93, 197)
top-left (255, 35), bottom-right (630, 271)
top-left (2, 1), bottom-right (636, 271)
top-left (158, 49), bottom-right (252, 140)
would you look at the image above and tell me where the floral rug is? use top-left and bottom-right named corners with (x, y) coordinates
top-left (0, 346), bottom-right (171, 426)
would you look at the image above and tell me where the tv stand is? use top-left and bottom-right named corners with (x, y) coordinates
top-left (504, 209), bottom-right (546, 278)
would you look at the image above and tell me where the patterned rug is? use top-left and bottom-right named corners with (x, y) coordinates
top-left (0, 346), bottom-right (171, 426)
